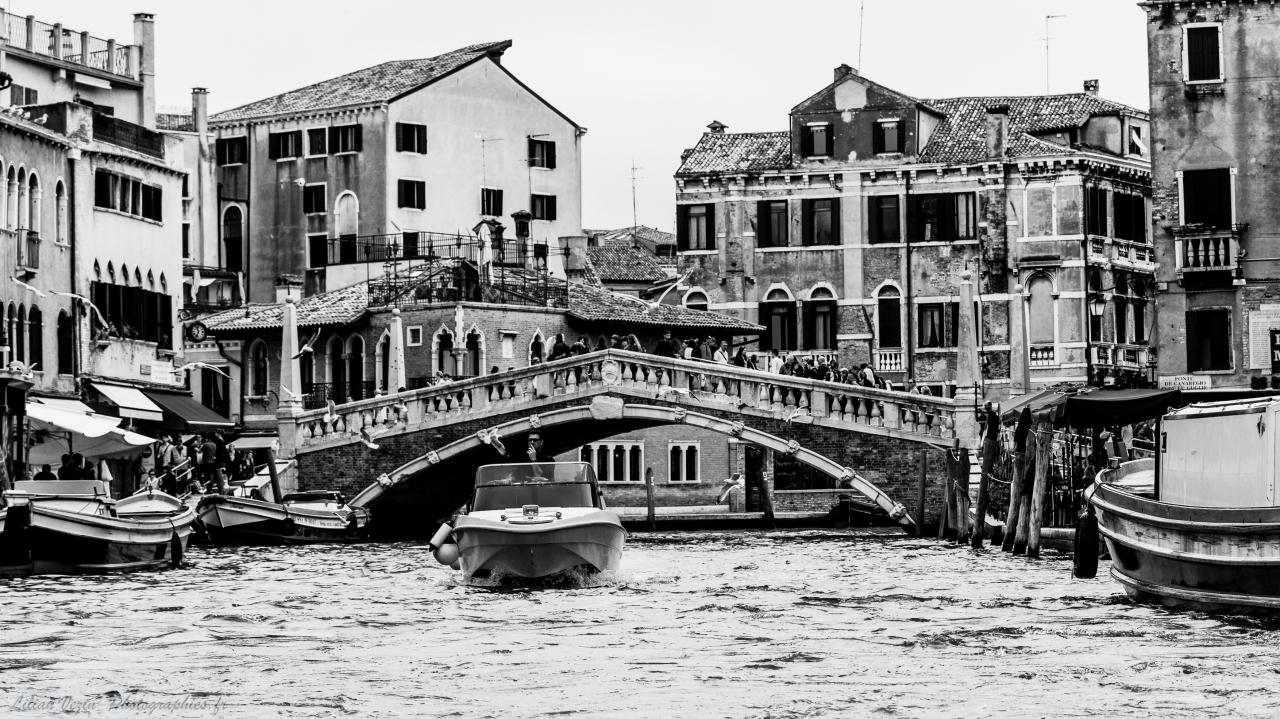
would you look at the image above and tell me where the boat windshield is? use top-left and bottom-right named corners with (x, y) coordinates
top-left (472, 462), bottom-right (598, 511)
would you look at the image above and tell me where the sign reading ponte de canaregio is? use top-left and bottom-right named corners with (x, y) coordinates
top-left (1248, 304), bottom-right (1280, 370)
top-left (1157, 374), bottom-right (1212, 390)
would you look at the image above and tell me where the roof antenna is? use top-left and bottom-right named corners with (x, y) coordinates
top-left (630, 160), bottom-right (641, 247)
top-left (857, 0), bottom-right (866, 70)
top-left (1043, 14), bottom-right (1066, 94)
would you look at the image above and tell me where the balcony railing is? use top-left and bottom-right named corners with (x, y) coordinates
top-left (92, 113), bottom-right (164, 159)
top-left (301, 381), bottom-right (378, 409)
top-left (15, 229), bottom-right (40, 272)
top-left (0, 10), bottom-right (134, 78)
top-left (1181, 234), bottom-right (1235, 271)
top-left (1092, 344), bottom-right (1147, 369)
top-left (1029, 345), bottom-right (1056, 367)
top-left (366, 257), bottom-right (569, 310)
top-left (875, 349), bottom-right (904, 372)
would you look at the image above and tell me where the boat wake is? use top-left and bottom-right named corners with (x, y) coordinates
top-left (461, 566), bottom-right (630, 590)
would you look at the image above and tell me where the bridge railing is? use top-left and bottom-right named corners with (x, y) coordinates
top-left (285, 349), bottom-right (958, 452)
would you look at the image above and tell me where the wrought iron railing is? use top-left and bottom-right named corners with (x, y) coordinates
top-left (0, 11), bottom-right (133, 78)
top-left (302, 381), bottom-right (377, 409)
top-left (93, 113), bottom-right (164, 159)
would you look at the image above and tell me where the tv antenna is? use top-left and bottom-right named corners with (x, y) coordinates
top-left (630, 160), bottom-right (641, 245)
top-left (858, 0), bottom-right (866, 70)
top-left (1043, 14), bottom-right (1066, 93)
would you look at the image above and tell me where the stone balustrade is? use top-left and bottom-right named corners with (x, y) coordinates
top-left (284, 349), bottom-right (960, 454)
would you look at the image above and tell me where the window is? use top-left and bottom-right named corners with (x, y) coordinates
top-left (249, 342), bottom-right (268, 397)
top-left (1182, 168), bottom-right (1232, 229)
top-left (481, 188), bottom-right (503, 217)
top-left (1186, 308), bottom-right (1231, 371)
top-left (93, 170), bottom-right (162, 222)
top-left (677, 204), bottom-right (714, 251)
top-left (27, 306), bottom-right (42, 371)
top-left (760, 289), bottom-right (797, 351)
top-left (9, 84), bottom-right (37, 105)
top-left (877, 289), bottom-right (902, 349)
top-left (1027, 276), bottom-right (1055, 346)
top-left (1129, 125), bottom-right (1148, 157)
top-left (396, 122), bottom-right (428, 153)
top-left (907, 193), bottom-right (977, 242)
top-left (868, 196), bottom-right (900, 243)
top-left (182, 224), bottom-right (191, 259)
top-left (407, 326), bottom-right (423, 347)
top-left (873, 120), bottom-right (905, 154)
top-left (917, 303), bottom-right (959, 348)
top-left (223, 207), bottom-right (244, 272)
top-left (87, 281), bottom-right (172, 346)
top-left (528, 138), bottom-right (556, 169)
top-left (804, 288), bottom-right (837, 351)
top-left (56, 311), bottom-right (73, 375)
top-left (397, 180), bottom-right (425, 210)
top-left (1085, 186), bottom-right (1108, 236)
top-left (215, 137), bottom-right (247, 166)
top-left (1133, 300), bottom-right (1147, 344)
top-left (668, 442), bottom-right (700, 483)
top-left (803, 198), bottom-right (840, 246)
top-left (307, 128), bottom-right (327, 155)
top-left (1113, 192), bottom-right (1145, 241)
top-left (1115, 296), bottom-right (1129, 344)
top-left (1026, 187), bottom-right (1054, 236)
top-left (684, 290), bottom-right (709, 312)
top-left (303, 184), bottom-right (326, 215)
top-left (582, 442), bottom-right (644, 483)
top-left (402, 232), bottom-right (421, 258)
top-left (1186, 25), bottom-right (1222, 82)
top-left (757, 200), bottom-right (788, 248)
top-left (500, 332), bottom-right (514, 358)
top-left (531, 194), bottom-right (557, 221)
top-left (329, 124), bottom-right (363, 154)
top-left (268, 130), bottom-right (302, 160)
top-left (308, 234), bottom-right (328, 268)
top-left (801, 123), bottom-right (831, 158)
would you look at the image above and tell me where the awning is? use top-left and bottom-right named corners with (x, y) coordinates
top-left (1064, 388), bottom-right (1183, 429)
top-left (25, 401), bottom-right (154, 464)
top-left (230, 435), bottom-right (278, 451)
top-left (89, 382), bottom-right (164, 422)
top-left (143, 390), bottom-right (233, 431)
top-left (26, 402), bottom-right (122, 438)
top-left (29, 397), bottom-right (100, 415)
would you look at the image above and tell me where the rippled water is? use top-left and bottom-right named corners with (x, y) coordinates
top-left (1, 530), bottom-right (1279, 718)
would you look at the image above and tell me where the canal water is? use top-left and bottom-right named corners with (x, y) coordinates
top-left (2, 530), bottom-right (1279, 718)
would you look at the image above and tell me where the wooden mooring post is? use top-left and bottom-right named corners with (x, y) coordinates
top-left (971, 405), bottom-right (999, 549)
top-left (1026, 409), bottom-right (1055, 559)
top-left (1002, 407), bottom-right (1032, 552)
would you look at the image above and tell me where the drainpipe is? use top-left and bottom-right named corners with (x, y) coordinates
top-left (903, 172), bottom-right (915, 385)
top-left (1082, 177), bottom-right (1093, 388)
top-left (68, 150), bottom-right (82, 385)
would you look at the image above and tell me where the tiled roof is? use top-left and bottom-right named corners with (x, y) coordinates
top-left (568, 283), bottom-right (763, 332)
top-left (586, 246), bottom-right (669, 283)
top-left (211, 41), bottom-right (511, 124)
top-left (676, 131), bottom-right (791, 174)
top-left (918, 93), bottom-right (1145, 164)
top-left (588, 226), bottom-right (676, 248)
top-left (201, 282), bottom-right (369, 332)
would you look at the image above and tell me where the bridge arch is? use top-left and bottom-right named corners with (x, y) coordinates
top-left (350, 398), bottom-right (913, 532)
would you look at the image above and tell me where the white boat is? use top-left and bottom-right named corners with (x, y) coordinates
top-left (197, 490), bottom-right (370, 545)
top-left (443, 462), bottom-right (625, 580)
top-left (0, 480), bottom-right (195, 576)
top-left (1088, 397), bottom-right (1280, 613)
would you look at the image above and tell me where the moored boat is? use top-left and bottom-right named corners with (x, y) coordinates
top-left (196, 490), bottom-right (370, 545)
top-left (1089, 397), bottom-right (1280, 613)
top-left (0, 480), bottom-right (195, 577)
top-left (440, 461), bottom-right (624, 580)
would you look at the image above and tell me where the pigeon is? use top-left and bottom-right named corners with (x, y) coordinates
top-left (359, 427), bottom-right (381, 451)
top-left (279, 384), bottom-right (299, 400)
top-left (7, 361), bottom-right (35, 380)
top-left (292, 328), bottom-right (321, 359)
top-left (170, 361), bottom-right (230, 379)
top-left (321, 399), bottom-right (339, 424)
top-left (657, 386), bottom-right (700, 402)
top-left (781, 406), bottom-right (811, 426)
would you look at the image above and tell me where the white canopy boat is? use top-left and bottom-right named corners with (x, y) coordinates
top-left (0, 480), bottom-right (195, 576)
top-left (437, 461), bottom-right (624, 580)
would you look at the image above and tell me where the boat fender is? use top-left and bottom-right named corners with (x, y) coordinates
top-left (427, 522), bottom-right (453, 552)
top-left (450, 561), bottom-right (461, 571)
top-left (555, 512), bottom-right (562, 519)
top-left (169, 532), bottom-right (184, 569)
top-left (433, 542), bottom-right (459, 567)
top-left (1072, 505), bottom-right (1099, 580)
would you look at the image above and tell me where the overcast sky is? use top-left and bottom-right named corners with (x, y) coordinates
top-left (24, 0), bottom-right (1151, 233)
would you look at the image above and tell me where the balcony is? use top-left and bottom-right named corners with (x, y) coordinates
top-left (874, 349), bottom-right (904, 372)
top-left (0, 10), bottom-right (134, 79)
top-left (1092, 343), bottom-right (1147, 369)
top-left (15, 229), bottom-right (40, 276)
top-left (92, 113), bottom-right (164, 159)
top-left (1174, 223), bottom-right (1247, 277)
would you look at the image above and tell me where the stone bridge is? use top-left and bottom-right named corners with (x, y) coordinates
top-left (277, 350), bottom-right (971, 537)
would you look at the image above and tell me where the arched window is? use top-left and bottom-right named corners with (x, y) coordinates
top-left (436, 327), bottom-right (455, 376)
top-left (15, 304), bottom-right (25, 365)
top-left (27, 173), bottom-right (40, 235)
top-left (3, 303), bottom-right (15, 364)
top-left (55, 181), bottom-right (67, 244)
top-left (760, 288), bottom-right (796, 351)
top-left (15, 167), bottom-right (27, 230)
top-left (5, 165), bottom-right (16, 230)
top-left (684, 290), bottom-right (709, 312)
top-left (1114, 273), bottom-right (1130, 345)
top-left (26, 305), bottom-right (42, 372)
top-left (876, 287), bottom-right (902, 349)
top-left (805, 287), bottom-right (837, 351)
top-left (56, 311), bottom-right (73, 375)
top-left (326, 336), bottom-right (346, 403)
top-left (335, 193), bottom-right (359, 264)
top-left (248, 341), bottom-right (268, 397)
top-left (222, 206), bottom-right (243, 273)
top-left (1027, 275), bottom-right (1056, 364)
top-left (464, 328), bottom-right (482, 377)
top-left (347, 335), bottom-right (366, 401)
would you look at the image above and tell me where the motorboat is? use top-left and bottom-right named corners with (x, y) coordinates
top-left (1088, 397), bottom-right (1280, 613)
top-left (196, 489), bottom-right (370, 545)
top-left (437, 461), bottom-right (624, 580)
top-left (0, 480), bottom-right (195, 576)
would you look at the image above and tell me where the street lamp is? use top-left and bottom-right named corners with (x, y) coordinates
top-left (1088, 291), bottom-right (1110, 319)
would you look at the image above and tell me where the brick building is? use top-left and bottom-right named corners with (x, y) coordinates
top-left (1143, 1), bottom-right (1280, 389)
top-left (674, 68), bottom-right (1155, 399)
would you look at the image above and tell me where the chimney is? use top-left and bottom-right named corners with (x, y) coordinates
top-left (560, 235), bottom-right (589, 282)
top-left (985, 105), bottom-right (1010, 160)
top-left (192, 88), bottom-right (212, 266)
top-left (275, 274), bottom-right (303, 304)
top-left (834, 63), bottom-right (854, 82)
top-left (132, 13), bottom-right (156, 128)
top-left (1083, 79), bottom-right (1100, 96)
top-left (706, 120), bottom-right (727, 134)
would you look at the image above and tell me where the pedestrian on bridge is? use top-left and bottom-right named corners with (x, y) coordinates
top-left (654, 330), bottom-right (679, 358)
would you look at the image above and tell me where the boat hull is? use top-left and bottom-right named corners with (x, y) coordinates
top-left (1090, 482), bottom-right (1280, 613)
top-left (197, 495), bottom-right (368, 546)
top-left (453, 512), bottom-right (625, 579)
top-left (0, 503), bottom-right (195, 577)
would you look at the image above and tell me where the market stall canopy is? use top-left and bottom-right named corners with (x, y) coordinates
top-left (142, 390), bottom-right (233, 431)
top-left (229, 435), bottom-right (278, 451)
top-left (25, 402), bottom-right (154, 464)
top-left (87, 382), bottom-right (164, 422)
top-left (1000, 387), bottom-right (1076, 425)
top-left (1064, 388), bottom-right (1182, 429)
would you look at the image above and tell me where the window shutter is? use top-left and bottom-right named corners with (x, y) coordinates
top-left (800, 126), bottom-right (813, 157)
top-left (215, 139), bottom-right (227, 165)
top-left (802, 302), bottom-right (816, 350)
top-left (802, 200), bottom-right (813, 246)
top-left (547, 142), bottom-right (556, 169)
top-left (939, 194), bottom-right (957, 241)
top-left (756, 201), bottom-right (770, 247)
top-left (495, 190), bottom-right (503, 216)
top-left (95, 171), bottom-right (110, 208)
top-left (786, 306), bottom-right (798, 350)
top-left (872, 123), bottom-right (885, 154)
top-left (418, 125), bottom-right (428, 154)
top-left (395, 124), bottom-right (405, 152)
top-left (906, 196), bottom-right (921, 242)
top-left (353, 125), bottom-right (363, 152)
top-left (705, 203), bottom-right (715, 250)
top-left (830, 198), bottom-right (842, 245)
top-left (1185, 311), bottom-right (1199, 370)
top-left (676, 206), bottom-right (689, 251)
top-left (329, 127), bottom-right (339, 154)
top-left (527, 137), bottom-right (536, 165)
top-left (897, 122), bottom-right (907, 154)
top-left (868, 198), bottom-right (880, 242)
top-left (548, 195), bottom-right (557, 221)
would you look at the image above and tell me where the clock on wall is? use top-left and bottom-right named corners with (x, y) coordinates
top-left (185, 322), bottom-right (208, 343)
